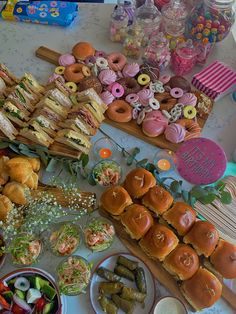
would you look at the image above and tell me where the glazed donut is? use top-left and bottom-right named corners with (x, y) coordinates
top-left (64, 63), bottom-right (84, 83)
top-left (177, 119), bottom-right (201, 141)
top-left (155, 92), bottom-right (177, 111)
top-left (107, 52), bottom-right (127, 71)
top-left (106, 100), bottom-right (132, 123)
top-left (118, 78), bottom-right (141, 96)
top-left (72, 42), bottom-right (95, 60)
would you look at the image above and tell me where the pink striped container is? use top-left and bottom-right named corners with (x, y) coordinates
top-left (192, 61), bottom-right (236, 101)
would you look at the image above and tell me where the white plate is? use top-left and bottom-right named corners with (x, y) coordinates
top-left (90, 253), bottom-right (156, 314)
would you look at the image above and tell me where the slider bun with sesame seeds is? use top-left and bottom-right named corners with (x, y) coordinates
top-left (123, 168), bottom-right (156, 199)
top-left (120, 204), bottom-right (154, 240)
top-left (100, 186), bottom-right (133, 216)
top-left (142, 185), bottom-right (174, 216)
top-left (183, 221), bottom-right (219, 258)
top-left (139, 223), bottom-right (179, 261)
top-left (180, 268), bottom-right (222, 311)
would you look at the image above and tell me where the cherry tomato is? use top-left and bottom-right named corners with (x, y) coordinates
top-left (0, 149), bottom-right (9, 157)
top-left (35, 297), bottom-right (46, 311)
top-left (0, 281), bottom-right (10, 294)
top-left (11, 304), bottom-right (26, 314)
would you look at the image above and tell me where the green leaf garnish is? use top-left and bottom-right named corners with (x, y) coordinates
top-left (220, 191), bottom-right (232, 204)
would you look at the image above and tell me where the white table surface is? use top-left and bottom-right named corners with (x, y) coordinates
top-left (0, 4), bottom-right (236, 314)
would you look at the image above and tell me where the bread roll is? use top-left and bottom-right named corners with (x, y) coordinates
top-left (0, 194), bottom-right (13, 221)
top-left (183, 221), bottom-right (219, 258)
top-left (121, 204), bottom-right (153, 240)
top-left (0, 156), bottom-right (9, 185)
top-left (181, 268), bottom-right (222, 311)
top-left (6, 157), bottom-right (33, 184)
top-left (163, 202), bottom-right (196, 236)
top-left (139, 223), bottom-right (179, 261)
top-left (210, 239), bottom-right (236, 279)
top-left (24, 172), bottom-right (38, 190)
top-left (142, 185), bottom-right (173, 215)
top-left (124, 168), bottom-right (156, 198)
top-left (23, 157), bottom-right (41, 172)
top-left (3, 181), bottom-right (30, 205)
top-left (163, 244), bottom-right (199, 280)
top-left (100, 186), bottom-right (133, 216)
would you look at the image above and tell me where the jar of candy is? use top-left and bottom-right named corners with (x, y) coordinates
top-left (122, 0), bottom-right (136, 25)
top-left (143, 33), bottom-right (171, 71)
top-left (171, 39), bottom-right (198, 75)
top-left (161, 0), bottom-right (189, 37)
top-left (185, 0), bottom-right (235, 45)
top-left (134, 0), bottom-right (162, 46)
top-left (123, 22), bottom-right (144, 59)
top-left (110, 2), bottom-right (129, 43)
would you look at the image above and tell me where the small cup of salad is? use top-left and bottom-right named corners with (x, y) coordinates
top-left (56, 255), bottom-right (91, 296)
top-left (48, 222), bottom-right (81, 257)
top-left (84, 217), bottom-right (115, 252)
top-left (91, 160), bottom-right (122, 187)
top-left (8, 233), bottom-right (42, 267)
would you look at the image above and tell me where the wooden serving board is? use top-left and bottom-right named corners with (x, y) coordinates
top-left (36, 46), bottom-right (208, 152)
top-left (99, 208), bottom-right (236, 311)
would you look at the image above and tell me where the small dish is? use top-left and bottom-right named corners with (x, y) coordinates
top-left (84, 217), bottom-right (115, 252)
top-left (90, 252), bottom-right (156, 314)
top-left (47, 222), bottom-right (81, 257)
top-left (93, 137), bottom-right (118, 160)
top-left (91, 160), bottom-right (122, 187)
top-left (57, 255), bottom-right (91, 296)
top-left (153, 296), bottom-right (187, 314)
top-left (8, 233), bottom-right (43, 267)
top-left (0, 267), bottom-right (63, 314)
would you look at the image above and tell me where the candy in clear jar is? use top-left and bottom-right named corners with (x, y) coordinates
top-left (171, 39), bottom-right (198, 75)
top-left (161, 0), bottom-right (189, 38)
top-left (185, 0), bottom-right (235, 44)
top-left (134, 0), bottom-right (162, 46)
top-left (143, 33), bottom-right (171, 71)
top-left (110, 2), bottom-right (129, 43)
top-left (123, 23), bottom-right (144, 59)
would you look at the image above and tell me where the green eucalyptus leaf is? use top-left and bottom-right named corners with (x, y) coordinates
top-left (219, 191), bottom-right (232, 204)
top-left (35, 148), bottom-right (48, 166)
top-left (126, 155), bottom-right (134, 166)
top-left (88, 173), bottom-right (97, 186)
top-left (216, 181), bottom-right (226, 191)
top-left (190, 186), bottom-right (207, 198)
top-left (8, 144), bottom-right (20, 154)
top-left (182, 190), bottom-right (189, 203)
top-left (170, 181), bottom-right (181, 193)
top-left (132, 147), bottom-right (140, 157)
top-left (189, 196), bottom-right (197, 207)
top-left (46, 158), bottom-right (59, 172)
top-left (0, 142), bottom-right (10, 149)
top-left (80, 154), bottom-right (89, 168)
top-left (145, 163), bottom-right (157, 174)
top-left (122, 148), bottom-right (127, 157)
top-left (136, 158), bottom-right (149, 168)
top-left (20, 150), bottom-right (39, 158)
top-left (19, 143), bottom-right (30, 151)
top-left (127, 147), bottom-right (140, 166)
top-left (198, 194), bottom-right (216, 204)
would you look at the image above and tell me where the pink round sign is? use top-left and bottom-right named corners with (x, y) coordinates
top-left (176, 138), bottom-right (227, 185)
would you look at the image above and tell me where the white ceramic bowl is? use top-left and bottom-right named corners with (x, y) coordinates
top-left (153, 296), bottom-right (187, 314)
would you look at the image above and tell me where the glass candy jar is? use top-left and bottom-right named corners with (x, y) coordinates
top-left (185, 0), bottom-right (235, 45)
top-left (143, 33), bottom-right (171, 71)
top-left (123, 22), bottom-right (144, 59)
top-left (110, 2), bottom-right (129, 43)
top-left (134, 0), bottom-right (162, 46)
top-left (161, 0), bottom-right (189, 37)
top-left (171, 39), bottom-right (198, 75)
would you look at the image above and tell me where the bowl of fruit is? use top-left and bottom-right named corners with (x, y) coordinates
top-left (0, 268), bottom-right (63, 314)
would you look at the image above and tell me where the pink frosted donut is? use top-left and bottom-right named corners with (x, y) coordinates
top-left (125, 93), bottom-right (139, 104)
top-left (111, 82), bottom-right (125, 98)
top-left (142, 110), bottom-right (168, 137)
top-left (107, 52), bottom-right (127, 71)
top-left (58, 54), bottom-right (76, 66)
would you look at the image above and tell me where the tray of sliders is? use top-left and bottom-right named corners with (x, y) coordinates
top-left (0, 63), bottom-right (107, 159)
top-left (35, 43), bottom-right (214, 152)
top-left (0, 154), bottom-right (96, 225)
top-left (98, 167), bottom-right (236, 312)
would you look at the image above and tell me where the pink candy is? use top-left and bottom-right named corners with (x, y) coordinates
top-left (171, 48), bottom-right (197, 76)
top-left (126, 93), bottom-right (139, 103)
top-left (58, 54), bottom-right (76, 66)
top-left (122, 63), bottom-right (140, 78)
top-left (110, 82), bottom-right (125, 98)
top-left (99, 69), bottom-right (117, 85)
top-left (137, 89), bottom-right (154, 106)
top-left (100, 91), bottom-right (115, 105)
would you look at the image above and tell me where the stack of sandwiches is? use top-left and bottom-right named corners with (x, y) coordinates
top-left (0, 66), bottom-right (107, 155)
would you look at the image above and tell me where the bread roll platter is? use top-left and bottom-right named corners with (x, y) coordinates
top-left (35, 43), bottom-right (214, 152)
top-left (98, 167), bottom-right (236, 312)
